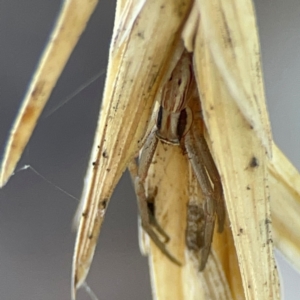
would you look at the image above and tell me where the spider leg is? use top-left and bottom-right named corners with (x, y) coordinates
top-left (192, 122), bottom-right (225, 233)
top-left (184, 130), bottom-right (216, 270)
top-left (195, 130), bottom-right (225, 233)
top-left (128, 132), bottom-right (181, 266)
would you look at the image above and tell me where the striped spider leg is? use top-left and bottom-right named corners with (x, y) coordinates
top-left (184, 94), bottom-right (225, 270)
top-left (129, 50), bottom-right (225, 270)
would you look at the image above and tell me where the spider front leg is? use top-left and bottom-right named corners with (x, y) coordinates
top-left (192, 123), bottom-right (225, 233)
top-left (185, 131), bottom-right (216, 270)
top-left (128, 131), bottom-right (181, 266)
top-left (184, 115), bottom-right (225, 270)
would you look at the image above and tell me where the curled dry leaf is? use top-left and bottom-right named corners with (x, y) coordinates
top-left (1, 0), bottom-right (300, 300)
top-left (190, 0), bottom-right (280, 299)
top-left (72, 0), bottom-right (194, 298)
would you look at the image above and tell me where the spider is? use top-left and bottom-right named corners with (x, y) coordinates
top-left (129, 50), bottom-right (225, 270)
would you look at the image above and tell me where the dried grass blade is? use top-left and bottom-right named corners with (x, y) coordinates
top-left (191, 0), bottom-right (280, 298)
top-left (211, 218), bottom-right (244, 300)
top-left (0, 0), bottom-right (99, 187)
top-left (72, 1), bottom-right (193, 297)
top-left (270, 144), bottom-right (300, 272)
top-left (195, 0), bottom-right (272, 156)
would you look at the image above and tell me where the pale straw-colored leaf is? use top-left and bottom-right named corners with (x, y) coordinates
top-left (0, 0), bottom-right (99, 187)
top-left (188, 0), bottom-right (281, 299)
top-left (1, 1), bottom-right (300, 299)
top-left (270, 144), bottom-right (300, 273)
top-left (72, 1), bottom-right (194, 298)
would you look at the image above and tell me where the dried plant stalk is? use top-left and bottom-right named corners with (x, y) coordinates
top-left (188, 0), bottom-right (280, 299)
top-left (1, 0), bottom-right (300, 299)
top-left (72, 1), bottom-right (194, 297)
top-left (270, 144), bottom-right (300, 272)
top-left (0, 0), bottom-right (99, 187)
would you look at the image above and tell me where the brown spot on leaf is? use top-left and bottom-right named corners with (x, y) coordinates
top-left (31, 81), bottom-right (46, 99)
top-left (101, 199), bottom-right (107, 210)
top-left (265, 218), bottom-right (272, 225)
top-left (21, 105), bottom-right (37, 126)
top-left (250, 156), bottom-right (259, 168)
top-left (137, 31), bottom-right (144, 39)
